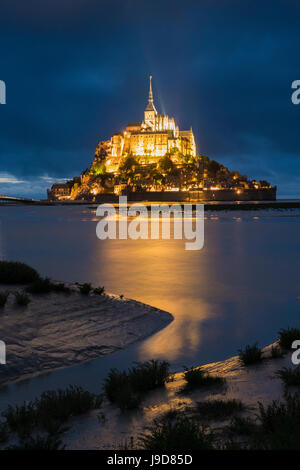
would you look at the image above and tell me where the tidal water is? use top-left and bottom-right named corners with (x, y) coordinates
top-left (0, 204), bottom-right (299, 409)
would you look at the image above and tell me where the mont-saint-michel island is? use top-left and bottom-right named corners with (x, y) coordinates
top-left (3, 0), bottom-right (300, 455)
top-left (47, 77), bottom-right (276, 203)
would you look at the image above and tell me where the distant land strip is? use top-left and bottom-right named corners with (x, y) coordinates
top-left (2, 198), bottom-right (300, 211)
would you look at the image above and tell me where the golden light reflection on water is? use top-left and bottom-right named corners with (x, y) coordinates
top-left (139, 297), bottom-right (216, 361)
top-left (94, 219), bottom-right (218, 362)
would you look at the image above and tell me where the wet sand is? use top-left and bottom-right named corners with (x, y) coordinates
top-left (0, 284), bottom-right (173, 386)
top-left (63, 342), bottom-right (295, 449)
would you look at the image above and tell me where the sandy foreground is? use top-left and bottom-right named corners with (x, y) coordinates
top-left (0, 284), bottom-right (173, 386)
top-left (63, 342), bottom-right (296, 449)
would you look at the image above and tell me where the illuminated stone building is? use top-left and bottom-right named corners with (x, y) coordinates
top-left (100, 76), bottom-right (196, 172)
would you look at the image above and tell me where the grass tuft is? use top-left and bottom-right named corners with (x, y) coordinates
top-left (183, 367), bottom-right (225, 389)
top-left (0, 422), bottom-right (9, 443)
top-left (227, 415), bottom-right (259, 437)
top-left (1, 385), bottom-right (102, 440)
top-left (93, 286), bottom-right (105, 295)
top-left (238, 343), bottom-right (262, 366)
top-left (2, 402), bottom-right (37, 439)
top-left (129, 360), bottom-right (170, 392)
top-left (276, 367), bottom-right (300, 386)
top-left (0, 291), bottom-right (9, 307)
top-left (103, 369), bottom-right (141, 411)
top-left (79, 283), bottom-right (92, 295)
top-left (255, 394), bottom-right (300, 449)
top-left (103, 360), bottom-right (170, 411)
top-left (51, 282), bottom-right (71, 293)
top-left (6, 434), bottom-right (65, 450)
top-left (278, 328), bottom-right (300, 350)
top-left (26, 277), bottom-right (70, 294)
top-left (196, 399), bottom-right (246, 420)
top-left (139, 415), bottom-right (214, 450)
top-left (35, 386), bottom-right (102, 427)
top-left (160, 408), bottom-right (183, 422)
top-left (227, 394), bottom-right (300, 449)
top-left (271, 345), bottom-right (285, 359)
top-left (14, 291), bottom-right (30, 306)
top-left (26, 277), bottom-right (52, 294)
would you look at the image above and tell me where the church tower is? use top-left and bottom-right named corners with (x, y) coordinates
top-left (144, 75), bottom-right (157, 129)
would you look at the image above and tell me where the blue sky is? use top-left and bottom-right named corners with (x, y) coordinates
top-left (0, 0), bottom-right (300, 198)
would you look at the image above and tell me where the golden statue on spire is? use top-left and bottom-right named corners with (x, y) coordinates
top-left (149, 75), bottom-right (153, 103)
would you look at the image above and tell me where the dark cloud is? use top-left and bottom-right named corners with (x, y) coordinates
top-left (0, 0), bottom-right (300, 197)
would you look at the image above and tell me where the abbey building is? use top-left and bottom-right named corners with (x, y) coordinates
top-left (100, 76), bottom-right (196, 172)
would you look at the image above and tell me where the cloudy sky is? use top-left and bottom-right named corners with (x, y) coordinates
top-left (0, 0), bottom-right (299, 198)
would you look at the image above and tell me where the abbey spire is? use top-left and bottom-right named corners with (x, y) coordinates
top-left (145, 75), bottom-right (157, 113)
top-left (148, 75), bottom-right (153, 103)
top-left (144, 75), bottom-right (157, 127)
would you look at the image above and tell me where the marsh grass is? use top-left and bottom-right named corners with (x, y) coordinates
top-left (160, 408), bottom-right (183, 422)
top-left (104, 360), bottom-right (170, 411)
top-left (183, 367), bottom-right (225, 389)
top-left (138, 394), bottom-right (300, 450)
top-left (35, 386), bottom-right (102, 429)
top-left (6, 434), bottom-right (65, 450)
top-left (79, 283), bottom-right (92, 295)
top-left (93, 286), bottom-right (105, 295)
top-left (196, 399), bottom-right (246, 420)
top-left (52, 282), bottom-right (71, 293)
top-left (2, 402), bottom-right (37, 439)
top-left (0, 261), bottom-right (39, 284)
top-left (271, 345), bottom-right (285, 359)
top-left (254, 394), bottom-right (300, 449)
top-left (0, 291), bottom-right (9, 307)
top-left (26, 277), bottom-right (71, 294)
top-left (1, 386), bottom-right (102, 440)
top-left (103, 369), bottom-right (141, 411)
top-left (227, 415), bottom-right (259, 438)
top-left (139, 415), bottom-right (214, 450)
top-left (276, 367), bottom-right (300, 386)
top-left (14, 291), bottom-right (30, 306)
top-left (129, 360), bottom-right (170, 392)
top-left (238, 343), bottom-right (262, 366)
top-left (0, 422), bottom-right (9, 443)
top-left (278, 328), bottom-right (300, 350)
top-left (226, 394), bottom-right (300, 449)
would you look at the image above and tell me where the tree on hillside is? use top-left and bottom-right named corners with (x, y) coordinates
top-left (119, 155), bottom-right (139, 174)
top-left (158, 155), bottom-right (174, 174)
top-left (91, 160), bottom-right (107, 176)
top-left (207, 160), bottom-right (222, 178)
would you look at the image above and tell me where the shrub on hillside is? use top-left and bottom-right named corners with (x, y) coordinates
top-left (0, 261), bottom-right (39, 284)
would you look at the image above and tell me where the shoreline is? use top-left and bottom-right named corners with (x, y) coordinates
top-left (2, 200), bottom-right (300, 211)
top-left (0, 284), bottom-right (173, 388)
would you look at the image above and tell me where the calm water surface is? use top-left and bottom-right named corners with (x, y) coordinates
top-left (0, 204), bottom-right (299, 408)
